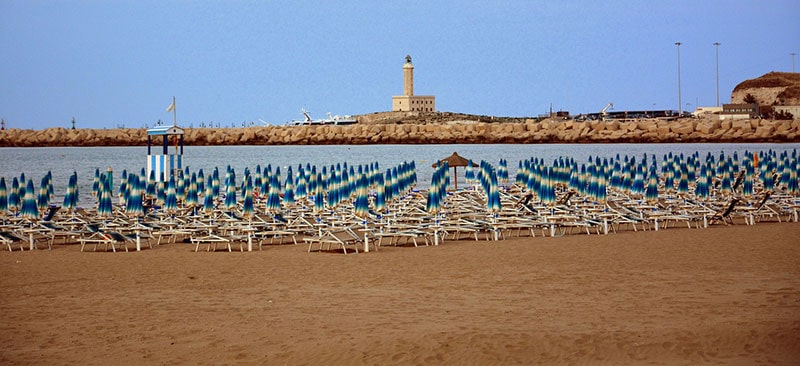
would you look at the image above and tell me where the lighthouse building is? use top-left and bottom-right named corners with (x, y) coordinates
top-left (392, 55), bottom-right (436, 112)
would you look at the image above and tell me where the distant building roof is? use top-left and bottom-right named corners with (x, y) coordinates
top-left (147, 126), bottom-right (184, 135)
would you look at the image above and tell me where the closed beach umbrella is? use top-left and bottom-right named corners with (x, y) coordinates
top-left (176, 173), bottom-right (186, 205)
top-left (787, 158), bottom-right (798, 194)
top-left (313, 176), bottom-right (325, 214)
top-left (465, 160), bottom-right (476, 186)
top-left (597, 169), bottom-right (608, 203)
top-left (105, 167), bottom-right (114, 199)
top-left (763, 169), bottom-right (774, 192)
top-left (224, 170), bottom-right (237, 211)
top-left (720, 170), bottom-right (733, 195)
top-left (146, 170), bottom-right (156, 199)
top-left (266, 175), bottom-right (282, 213)
top-left (498, 158), bottom-right (509, 184)
top-left (8, 177), bottom-right (20, 213)
top-left (488, 171), bottom-right (501, 212)
top-left (353, 174), bottom-right (370, 219)
top-left (37, 175), bottom-right (50, 213)
top-left (212, 168), bottom-right (221, 198)
top-left (97, 175), bottom-right (113, 218)
top-left (742, 160), bottom-right (755, 197)
top-left (164, 176), bottom-right (178, 212)
top-left (125, 174), bottom-right (144, 217)
top-left (203, 184), bottom-right (215, 215)
top-left (185, 173), bottom-right (199, 209)
top-left (156, 180), bottom-right (166, 207)
top-left (283, 175), bottom-right (295, 205)
top-left (0, 177), bottom-right (8, 213)
top-left (307, 168), bottom-right (318, 199)
top-left (92, 168), bottom-right (100, 197)
top-left (645, 167), bottom-right (659, 203)
top-left (374, 173), bottom-right (386, 214)
top-left (20, 179), bottom-right (39, 220)
top-left (677, 163), bottom-right (690, 196)
top-left (631, 164), bottom-right (646, 196)
top-left (695, 164), bottom-right (710, 200)
top-left (295, 170), bottom-right (307, 201)
top-left (425, 187), bottom-right (440, 215)
top-left (242, 176), bottom-right (254, 218)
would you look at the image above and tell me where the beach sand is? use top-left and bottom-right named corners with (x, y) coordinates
top-left (1, 223), bottom-right (799, 365)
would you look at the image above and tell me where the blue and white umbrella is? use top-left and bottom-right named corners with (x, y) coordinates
top-left (0, 177), bottom-right (8, 214)
top-left (313, 173), bottom-right (325, 214)
top-left (125, 174), bottom-right (144, 217)
top-left (97, 175), bottom-right (113, 218)
top-left (146, 170), bottom-right (156, 199)
top-left (20, 179), bottom-right (39, 220)
top-left (9, 177), bottom-right (22, 213)
top-left (92, 168), bottom-right (100, 197)
top-left (185, 172), bottom-right (199, 209)
top-left (203, 183), bottom-right (215, 215)
top-left (266, 174), bottom-right (282, 213)
top-left (373, 173), bottom-right (386, 214)
top-left (645, 167), bottom-right (659, 203)
top-left (353, 174), bottom-right (370, 219)
top-left (283, 175), bottom-right (295, 206)
top-left (242, 175), bottom-right (254, 218)
top-left (224, 170), bottom-right (237, 211)
top-left (695, 164), bottom-right (711, 200)
top-left (164, 176), bottom-right (178, 212)
top-left (37, 175), bottom-right (51, 214)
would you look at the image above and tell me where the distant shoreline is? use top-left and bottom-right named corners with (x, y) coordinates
top-left (2, 116), bottom-right (798, 147)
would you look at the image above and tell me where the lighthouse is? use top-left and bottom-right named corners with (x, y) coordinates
top-left (392, 55), bottom-right (435, 112)
top-left (403, 55), bottom-right (414, 96)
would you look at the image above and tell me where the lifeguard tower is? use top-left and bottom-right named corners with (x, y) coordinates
top-left (146, 125), bottom-right (184, 182)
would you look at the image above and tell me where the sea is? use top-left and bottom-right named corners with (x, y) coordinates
top-left (1, 143), bottom-right (799, 204)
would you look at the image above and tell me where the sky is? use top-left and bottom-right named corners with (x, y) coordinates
top-left (1, 0), bottom-right (798, 130)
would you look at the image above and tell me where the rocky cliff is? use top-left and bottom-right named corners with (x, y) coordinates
top-left (731, 72), bottom-right (800, 106)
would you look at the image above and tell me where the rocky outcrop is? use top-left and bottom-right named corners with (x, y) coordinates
top-left (731, 72), bottom-right (800, 105)
top-left (1, 116), bottom-right (798, 147)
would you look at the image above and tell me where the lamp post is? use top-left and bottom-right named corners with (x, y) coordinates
top-left (792, 53), bottom-right (796, 73)
top-left (714, 42), bottom-right (721, 107)
top-left (675, 42), bottom-right (682, 115)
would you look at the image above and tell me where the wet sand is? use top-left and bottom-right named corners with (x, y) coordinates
top-left (1, 223), bottom-right (799, 365)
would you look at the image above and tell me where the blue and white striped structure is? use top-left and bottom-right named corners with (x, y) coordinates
top-left (146, 125), bottom-right (184, 183)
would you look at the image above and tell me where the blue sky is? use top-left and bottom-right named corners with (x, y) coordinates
top-left (1, 0), bottom-right (798, 130)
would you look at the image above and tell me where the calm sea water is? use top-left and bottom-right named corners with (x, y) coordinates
top-left (1, 143), bottom-right (798, 204)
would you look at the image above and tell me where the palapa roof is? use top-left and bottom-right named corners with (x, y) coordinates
top-left (432, 152), bottom-right (477, 168)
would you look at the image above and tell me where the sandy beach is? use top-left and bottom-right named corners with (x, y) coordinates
top-left (1, 222), bottom-right (799, 365)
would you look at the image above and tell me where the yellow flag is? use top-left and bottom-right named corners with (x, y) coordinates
top-left (166, 101), bottom-right (175, 113)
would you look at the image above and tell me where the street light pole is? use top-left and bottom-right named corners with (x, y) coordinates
top-left (792, 53), bottom-right (796, 73)
top-left (714, 42), bottom-right (721, 107)
top-left (675, 42), bottom-right (682, 115)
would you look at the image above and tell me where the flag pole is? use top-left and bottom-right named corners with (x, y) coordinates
top-left (172, 96), bottom-right (177, 127)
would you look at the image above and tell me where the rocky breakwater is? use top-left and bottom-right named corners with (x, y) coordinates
top-left (1, 117), bottom-right (799, 147)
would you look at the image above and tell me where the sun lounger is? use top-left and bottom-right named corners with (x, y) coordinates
top-left (374, 229), bottom-right (429, 247)
top-left (305, 227), bottom-right (363, 254)
top-left (1, 231), bottom-right (28, 251)
top-left (191, 234), bottom-right (238, 252)
top-left (708, 198), bottom-right (741, 226)
top-left (38, 221), bottom-right (79, 245)
top-left (255, 229), bottom-right (298, 249)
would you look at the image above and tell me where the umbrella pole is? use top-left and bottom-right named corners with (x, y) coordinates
top-left (247, 218), bottom-right (253, 252)
top-left (362, 220), bottom-right (369, 253)
top-left (454, 167), bottom-right (458, 191)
